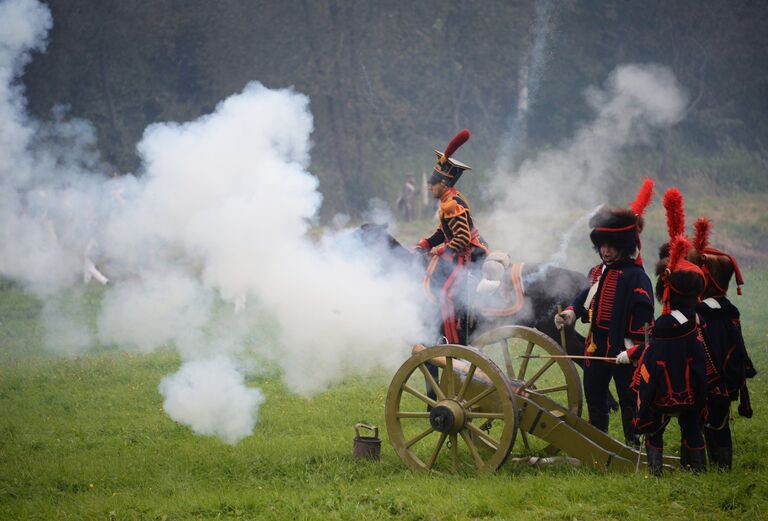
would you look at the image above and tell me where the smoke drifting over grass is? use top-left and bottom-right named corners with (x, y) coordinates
top-left (487, 64), bottom-right (688, 264)
top-left (0, 0), bottom-right (428, 443)
top-left (159, 356), bottom-right (266, 445)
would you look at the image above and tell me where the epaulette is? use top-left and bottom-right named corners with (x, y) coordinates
top-left (441, 197), bottom-right (466, 219)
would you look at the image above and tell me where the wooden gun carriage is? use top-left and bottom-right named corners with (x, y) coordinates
top-left (385, 326), bottom-right (677, 473)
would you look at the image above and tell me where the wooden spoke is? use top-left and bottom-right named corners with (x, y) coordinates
top-left (396, 411), bottom-right (431, 418)
top-left (450, 433), bottom-right (458, 473)
top-left (465, 412), bottom-right (506, 419)
top-left (445, 356), bottom-right (455, 398)
top-left (386, 344), bottom-right (517, 473)
top-left (460, 429), bottom-right (485, 469)
top-left (524, 358), bottom-right (556, 388)
top-left (535, 384), bottom-right (569, 394)
top-left (456, 363), bottom-right (477, 401)
top-left (418, 364), bottom-right (445, 401)
top-left (463, 385), bottom-right (497, 409)
top-left (500, 340), bottom-right (516, 378)
top-left (405, 427), bottom-right (435, 448)
top-left (426, 432), bottom-right (448, 469)
top-left (466, 422), bottom-right (500, 450)
top-left (517, 341), bottom-right (535, 379)
top-left (403, 384), bottom-right (437, 408)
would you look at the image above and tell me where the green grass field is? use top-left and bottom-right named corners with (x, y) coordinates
top-left (0, 270), bottom-right (766, 520)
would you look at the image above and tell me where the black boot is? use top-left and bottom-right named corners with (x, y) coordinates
top-left (607, 391), bottom-right (619, 412)
top-left (717, 445), bottom-right (733, 471)
top-left (588, 410), bottom-right (609, 432)
top-left (680, 445), bottom-right (689, 470)
top-left (646, 445), bottom-right (663, 476)
top-left (688, 448), bottom-right (706, 472)
top-left (620, 407), bottom-right (640, 449)
top-left (704, 429), bottom-right (719, 468)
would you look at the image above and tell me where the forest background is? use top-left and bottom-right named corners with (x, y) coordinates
top-left (22, 1), bottom-right (767, 250)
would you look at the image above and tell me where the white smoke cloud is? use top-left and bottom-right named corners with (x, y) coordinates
top-left (159, 357), bottom-right (265, 444)
top-left (486, 63), bottom-right (688, 264)
top-left (0, 0), bottom-right (430, 443)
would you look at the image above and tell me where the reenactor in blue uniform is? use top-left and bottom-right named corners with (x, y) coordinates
top-left (633, 234), bottom-right (710, 475)
top-left (554, 178), bottom-right (655, 447)
top-left (416, 129), bottom-right (488, 345)
top-left (690, 217), bottom-right (756, 470)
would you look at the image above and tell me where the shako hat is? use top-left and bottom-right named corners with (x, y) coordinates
top-left (589, 177), bottom-right (655, 265)
top-left (430, 129), bottom-right (472, 187)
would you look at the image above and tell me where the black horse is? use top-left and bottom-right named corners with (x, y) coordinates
top-left (355, 223), bottom-right (587, 352)
top-left (356, 223), bottom-right (620, 411)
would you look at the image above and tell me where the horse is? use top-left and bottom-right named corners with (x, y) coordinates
top-left (355, 222), bottom-right (619, 412)
top-left (354, 223), bottom-right (587, 354)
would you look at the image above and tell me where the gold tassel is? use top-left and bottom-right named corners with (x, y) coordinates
top-left (586, 308), bottom-right (597, 354)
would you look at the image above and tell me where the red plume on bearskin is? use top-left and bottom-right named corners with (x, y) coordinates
top-left (630, 177), bottom-right (655, 217)
top-left (668, 234), bottom-right (691, 273)
top-left (693, 217), bottom-right (712, 252)
top-left (663, 187), bottom-right (685, 240)
top-left (443, 129), bottom-right (471, 159)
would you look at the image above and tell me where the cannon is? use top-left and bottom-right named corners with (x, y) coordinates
top-left (385, 325), bottom-right (678, 473)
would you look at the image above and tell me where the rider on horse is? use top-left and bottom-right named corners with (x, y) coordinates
top-left (415, 129), bottom-right (488, 345)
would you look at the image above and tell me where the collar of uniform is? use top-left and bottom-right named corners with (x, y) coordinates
top-left (702, 297), bottom-right (722, 309)
top-left (670, 309), bottom-right (688, 324)
top-left (440, 187), bottom-right (458, 203)
top-left (603, 257), bottom-right (635, 270)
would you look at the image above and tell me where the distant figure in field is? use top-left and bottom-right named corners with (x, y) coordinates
top-left (396, 174), bottom-right (416, 222)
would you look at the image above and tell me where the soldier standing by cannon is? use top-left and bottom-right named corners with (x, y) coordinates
top-left (415, 129), bottom-right (488, 346)
top-left (633, 234), bottom-right (709, 475)
top-left (689, 216), bottom-right (756, 470)
top-left (554, 178), bottom-right (655, 448)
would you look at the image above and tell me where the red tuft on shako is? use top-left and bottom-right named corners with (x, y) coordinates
top-left (661, 234), bottom-right (705, 314)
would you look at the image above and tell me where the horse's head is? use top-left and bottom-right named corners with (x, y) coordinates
top-left (355, 223), bottom-right (418, 267)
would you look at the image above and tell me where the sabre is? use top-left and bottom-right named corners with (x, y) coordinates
top-left (519, 354), bottom-right (618, 362)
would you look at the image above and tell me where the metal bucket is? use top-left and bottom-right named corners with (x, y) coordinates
top-left (352, 423), bottom-right (381, 461)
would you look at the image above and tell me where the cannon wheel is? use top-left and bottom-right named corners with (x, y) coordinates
top-left (385, 344), bottom-right (517, 473)
top-left (471, 325), bottom-right (583, 453)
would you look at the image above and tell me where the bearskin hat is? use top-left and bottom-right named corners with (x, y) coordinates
top-left (589, 177), bottom-right (654, 264)
top-left (430, 129), bottom-right (472, 187)
top-left (690, 217), bottom-right (744, 297)
top-left (657, 235), bottom-right (705, 313)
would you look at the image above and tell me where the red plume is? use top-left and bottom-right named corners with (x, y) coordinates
top-left (663, 187), bottom-right (685, 239)
top-left (668, 234), bottom-right (691, 272)
top-left (443, 129), bottom-right (471, 159)
top-left (630, 177), bottom-right (655, 217)
top-left (693, 217), bottom-right (711, 253)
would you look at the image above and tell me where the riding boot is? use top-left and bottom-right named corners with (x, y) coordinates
top-left (688, 448), bottom-right (706, 472)
top-left (704, 428), bottom-right (719, 468)
top-left (717, 445), bottom-right (733, 471)
top-left (646, 445), bottom-right (663, 476)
